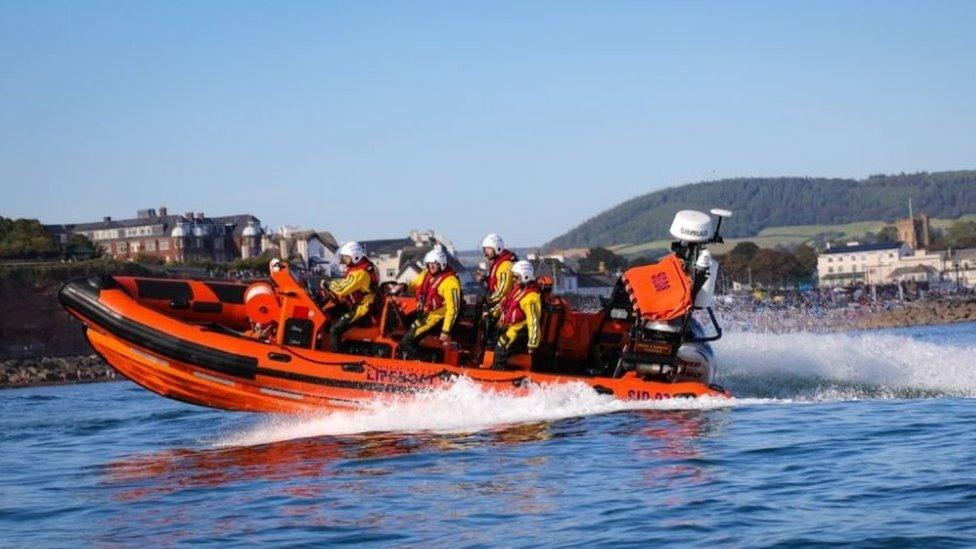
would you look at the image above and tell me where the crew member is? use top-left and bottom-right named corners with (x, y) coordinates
top-left (325, 241), bottom-right (378, 352)
top-left (492, 260), bottom-right (542, 370)
top-left (397, 247), bottom-right (462, 360)
top-left (475, 233), bottom-right (517, 340)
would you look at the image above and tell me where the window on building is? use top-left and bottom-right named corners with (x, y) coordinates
top-left (387, 269), bottom-right (396, 277)
top-left (131, 242), bottom-right (140, 253)
top-left (214, 239), bottom-right (224, 250)
top-left (828, 257), bottom-right (833, 263)
top-left (146, 240), bottom-right (156, 251)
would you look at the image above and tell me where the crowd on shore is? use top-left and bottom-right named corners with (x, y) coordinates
top-left (714, 286), bottom-right (976, 333)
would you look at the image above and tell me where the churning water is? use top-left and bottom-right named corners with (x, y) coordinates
top-left (2, 323), bottom-right (976, 546)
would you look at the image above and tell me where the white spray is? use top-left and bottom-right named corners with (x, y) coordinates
top-left (217, 328), bottom-right (976, 447)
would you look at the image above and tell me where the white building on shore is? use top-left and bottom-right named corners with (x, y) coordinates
top-left (817, 241), bottom-right (946, 288)
top-left (948, 247), bottom-right (976, 289)
top-left (261, 227), bottom-right (340, 274)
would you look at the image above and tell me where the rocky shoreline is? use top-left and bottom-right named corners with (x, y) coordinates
top-left (855, 299), bottom-right (976, 330)
top-left (0, 355), bottom-right (119, 389)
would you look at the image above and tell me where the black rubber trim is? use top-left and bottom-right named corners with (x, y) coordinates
top-left (205, 282), bottom-right (248, 304)
top-left (135, 279), bottom-right (192, 302)
top-left (192, 301), bottom-right (223, 313)
top-left (60, 279), bottom-right (257, 380)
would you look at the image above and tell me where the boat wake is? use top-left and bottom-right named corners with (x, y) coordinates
top-left (717, 329), bottom-right (976, 400)
top-left (217, 328), bottom-right (976, 447)
top-left (215, 379), bottom-right (755, 447)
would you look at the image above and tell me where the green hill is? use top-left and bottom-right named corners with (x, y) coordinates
top-left (609, 215), bottom-right (976, 257)
top-left (546, 171), bottom-right (976, 250)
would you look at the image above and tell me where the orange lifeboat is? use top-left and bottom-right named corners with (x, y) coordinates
top-left (59, 211), bottom-right (733, 414)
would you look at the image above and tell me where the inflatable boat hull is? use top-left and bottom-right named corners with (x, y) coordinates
top-left (60, 277), bottom-right (728, 414)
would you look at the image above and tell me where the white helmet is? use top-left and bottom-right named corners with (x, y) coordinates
top-left (423, 248), bottom-right (448, 269)
top-left (511, 260), bottom-right (535, 284)
top-left (337, 241), bottom-right (364, 263)
top-left (481, 233), bottom-right (505, 254)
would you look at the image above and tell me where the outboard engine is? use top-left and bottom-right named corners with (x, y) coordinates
top-left (611, 208), bottom-right (731, 383)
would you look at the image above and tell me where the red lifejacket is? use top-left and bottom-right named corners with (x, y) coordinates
top-left (418, 267), bottom-right (456, 313)
top-left (343, 258), bottom-right (379, 305)
top-left (487, 249), bottom-right (518, 294)
top-left (500, 282), bottom-right (540, 325)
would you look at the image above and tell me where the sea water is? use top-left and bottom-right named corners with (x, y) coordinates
top-left (2, 323), bottom-right (976, 546)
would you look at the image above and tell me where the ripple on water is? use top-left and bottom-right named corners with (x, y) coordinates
top-left (2, 323), bottom-right (976, 545)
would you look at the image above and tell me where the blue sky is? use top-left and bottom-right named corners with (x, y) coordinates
top-left (1, 1), bottom-right (974, 247)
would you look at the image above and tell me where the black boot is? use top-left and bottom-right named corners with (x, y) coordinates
top-left (328, 316), bottom-right (352, 353)
top-left (398, 326), bottom-right (419, 359)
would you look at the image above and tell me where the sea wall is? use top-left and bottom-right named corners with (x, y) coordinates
top-left (0, 261), bottom-right (151, 359)
top-left (0, 261), bottom-right (149, 388)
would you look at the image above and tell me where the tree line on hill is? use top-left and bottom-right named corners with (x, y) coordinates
top-left (547, 170), bottom-right (976, 249)
top-left (713, 242), bottom-right (817, 288)
top-left (0, 218), bottom-right (60, 259)
top-left (574, 221), bottom-right (976, 290)
top-left (0, 216), bottom-right (102, 261)
top-left (568, 244), bottom-right (816, 288)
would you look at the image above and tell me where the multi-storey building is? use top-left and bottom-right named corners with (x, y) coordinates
top-left (817, 241), bottom-right (945, 288)
top-left (261, 227), bottom-right (340, 274)
top-left (45, 207), bottom-right (262, 263)
top-left (948, 248), bottom-right (976, 289)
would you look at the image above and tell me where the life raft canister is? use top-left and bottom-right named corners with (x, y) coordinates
top-left (245, 282), bottom-right (281, 324)
top-left (417, 268), bottom-right (456, 313)
top-left (621, 254), bottom-right (693, 321)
